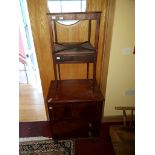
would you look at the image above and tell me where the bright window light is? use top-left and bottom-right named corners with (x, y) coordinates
top-left (48, 0), bottom-right (86, 25)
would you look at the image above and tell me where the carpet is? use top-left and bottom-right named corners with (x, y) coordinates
top-left (19, 137), bottom-right (74, 155)
top-left (110, 126), bottom-right (135, 155)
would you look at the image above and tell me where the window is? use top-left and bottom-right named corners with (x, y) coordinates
top-left (48, 0), bottom-right (86, 25)
top-left (19, 0), bottom-right (32, 50)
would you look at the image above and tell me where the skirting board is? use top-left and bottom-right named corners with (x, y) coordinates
top-left (102, 115), bottom-right (135, 123)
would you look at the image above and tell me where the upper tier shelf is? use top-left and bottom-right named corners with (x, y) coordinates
top-left (54, 41), bottom-right (96, 54)
top-left (53, 41), bottom-right (97, 64)
top-left (47, 12), bottom-right (101, 79)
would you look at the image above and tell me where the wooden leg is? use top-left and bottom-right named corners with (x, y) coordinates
top-left (93, 61), bottom-right (97, 82)
top-left (88, 20), bottom-right (91, 42)
top-left (87, 63), bottom-right (89, 79)
top-left (123, 110), bottom-right (127, 128)
top-left (53, 63), bottom-right (58, 88)
top-left (58, 64), bottom-right (61, 80)
top-left (92, 62), bottom-right (96, 93)
top-left (130, 110), bottom-right (134, 128)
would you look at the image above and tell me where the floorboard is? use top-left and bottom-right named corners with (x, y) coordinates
top-left (19, 84), bottom-right (47, 122)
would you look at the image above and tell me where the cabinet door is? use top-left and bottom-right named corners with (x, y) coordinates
top-left (49, 102), bottom-right (102, 121)
top-left (71, 102), bottom-right (102, 120)
top-left (52, 104), bottom-right (72, 120)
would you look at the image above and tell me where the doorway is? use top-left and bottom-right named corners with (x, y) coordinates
top-left (19, 0), bottom-right (47, 122)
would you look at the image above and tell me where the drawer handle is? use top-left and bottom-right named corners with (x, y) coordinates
top-left (49, 107), bottom-right (53, 110)
top-left (89, 123), bottom-right (92, 127)
top-left (88, 131), bottom-right (92, 137)
top-left (56, 57), bottom-right (60, 60)
top-left (47, 98), bottom-right (53, 103)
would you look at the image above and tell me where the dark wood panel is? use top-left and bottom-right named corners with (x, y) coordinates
top-left (54, 54), bottom-right (95, 64)
top-left (49, 102), bottom-right (102, 121)
top-left (71, 102), bottom-right (102, 120)
top-left (51, 120), bottom-right (100, 139)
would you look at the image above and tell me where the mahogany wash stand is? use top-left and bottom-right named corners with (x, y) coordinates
top-left (46, 12), bottom-right (104, 139)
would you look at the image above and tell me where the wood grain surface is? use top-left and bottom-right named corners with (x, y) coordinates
top-left (26, 0), bottom-right (115, 119)
top-left (100, 0), bottom-right (116, 96)
top-left (26, 0), bottom-right (106, 96)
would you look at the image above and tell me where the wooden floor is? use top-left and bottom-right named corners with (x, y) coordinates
top-left (19, 84), bottom-right (47, 122)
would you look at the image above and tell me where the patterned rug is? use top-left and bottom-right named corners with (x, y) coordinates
top-left (19, 137), bottom-right (75, 155)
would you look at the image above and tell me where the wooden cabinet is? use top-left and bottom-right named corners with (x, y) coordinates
top-left (47, 79), bottom-right (104, 139)
top-left (46, 12), bottom-right (104, 139)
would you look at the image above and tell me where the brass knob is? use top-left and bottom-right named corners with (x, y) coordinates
top-left (89, 123), bottom-right (92, 127)
top-left (49, 107), bottom-right (53, 110)
top-left (47, 98), bottom-right (52, 103)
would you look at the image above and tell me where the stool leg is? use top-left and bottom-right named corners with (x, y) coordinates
top-left (123, 110), bottom-right (127, 128)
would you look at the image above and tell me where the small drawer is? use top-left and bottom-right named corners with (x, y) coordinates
top-left (55, 55), bottom-right (95, 63)
top-left (51, 120), bottom-right (100, 139)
